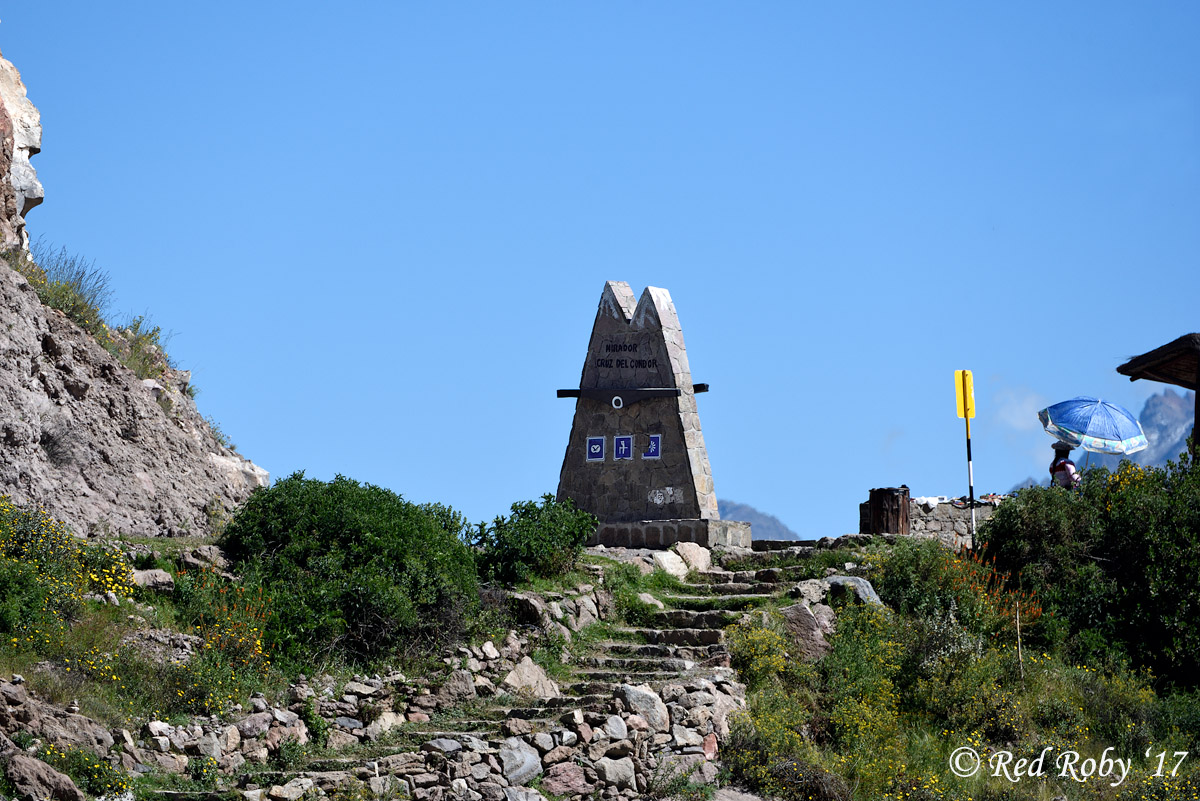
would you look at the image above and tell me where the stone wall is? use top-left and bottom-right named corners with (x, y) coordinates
top-left (589, 518), bottom-right (751, 549)
top-left (907, 499), bottom-right (996, 548)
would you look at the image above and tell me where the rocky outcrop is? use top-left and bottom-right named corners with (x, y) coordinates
top-left (0, 49), bottom-right (266, 536)
top-left (0, 263), bottom-right (268, 536)
top-left (0, 49), bottom-right (42, 251)
top-left (0, 752), bottom-right (85, 801)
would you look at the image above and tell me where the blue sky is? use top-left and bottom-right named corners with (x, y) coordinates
top-left (3, 3), bottom-right (1197, 538)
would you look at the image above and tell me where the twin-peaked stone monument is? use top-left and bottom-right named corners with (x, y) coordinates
top-left (557, 281), bottom-right (750, 549)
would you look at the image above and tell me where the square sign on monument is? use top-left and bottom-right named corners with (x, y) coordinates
top-left (556, 281), bottom-right (751, 549)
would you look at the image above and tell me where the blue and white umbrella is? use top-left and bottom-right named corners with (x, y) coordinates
top-left (1038, 396), bottom-right (1148, 455)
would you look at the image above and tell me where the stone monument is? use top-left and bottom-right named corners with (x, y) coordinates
top-left (557, 281), bottom-right (750, 549)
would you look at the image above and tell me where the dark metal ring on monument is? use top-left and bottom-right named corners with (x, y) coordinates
top-left (611, 396), bottom-right (623, 409)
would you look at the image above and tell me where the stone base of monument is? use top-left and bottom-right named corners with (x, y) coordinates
top-left (589, 519), bottom-right (752, 550)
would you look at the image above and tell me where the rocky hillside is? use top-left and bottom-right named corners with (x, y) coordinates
top-left (0, 50), bottom-right (266, 537)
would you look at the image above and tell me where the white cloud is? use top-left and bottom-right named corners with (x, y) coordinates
top-left (993, 386), bottom-right (1048, 433)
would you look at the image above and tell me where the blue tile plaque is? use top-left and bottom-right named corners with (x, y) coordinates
top-left (614, 435), bottom-right (634, 461)
top-left (586, 436), bottom-right (606, 462)
top-left (642, 433), bottom-right (662, 460)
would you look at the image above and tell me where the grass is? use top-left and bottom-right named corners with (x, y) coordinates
top-left (722, 544), bottom-right (885, 576)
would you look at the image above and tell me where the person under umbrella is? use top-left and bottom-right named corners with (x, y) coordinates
top-left (1049, 441), bottom-right (1082, 489)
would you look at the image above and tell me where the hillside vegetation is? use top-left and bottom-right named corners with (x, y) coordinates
top-left (721, 446), bottom-right (1200, 801)
top-left (1, 448), bottom-right (1198, 800)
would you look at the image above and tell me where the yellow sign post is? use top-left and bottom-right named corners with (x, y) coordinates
top-left (955, 370), bottom-right (977, 545)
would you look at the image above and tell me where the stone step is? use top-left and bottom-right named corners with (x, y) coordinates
top-left (579, 656), bottom-right (695, 672)
top-left (730, 565), bottom-right (817, 584)
top-left (390, 729), bottom-right (498, 741)
top-left (569, 668), bottom-right (683, 684)
top-left (492, 694), bottom-right (612, 716)
top-left (562, 680), bottom-right (624, 697)
top-left (675, 580), bottom-right (779, 595)
top-left (402, 719), bottom-right (500, 731)
top-left (751, 539), bottom-right (823, 551)
top-left (591, 641), bottom-right (728, 660)
top-left (661, 594), bottom-right (775, 611)
top-left (614, 627), bottom-right (725, 646)
top-left (653, 609), bottom-right (742, 629)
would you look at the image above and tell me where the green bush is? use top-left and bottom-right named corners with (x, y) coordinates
top-left (38, 743), bottom-right (131, 797)
top-left (981, 451), bottom-right (1200, 685)
top-left (0, 497), bottom-right (136, 639)
top-left (0, 559), bottom-right (55, 634)
top-left (472, 494), bottom-right (596, 583)
top-left (220, 472), bottom-right (479, 666)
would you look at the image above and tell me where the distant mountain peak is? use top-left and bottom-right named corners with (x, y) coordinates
top-left (718, 499), bottom-right (800, 540)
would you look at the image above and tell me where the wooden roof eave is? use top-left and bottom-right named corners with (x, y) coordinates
top-left (1116, 333), bottom-right (1200, 392)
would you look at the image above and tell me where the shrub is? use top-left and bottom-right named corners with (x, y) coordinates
top-left (876, 539), bottom-right (1042, 645)
top-left (0, 497), bottom-right (135, 642)
top-left (725, 615), bottom-right (790, 690)
top-left (38, 743), bottom-right (131, 797)
top-left (981, 452), bottom-right (1200, 685)
top-left (187, 756), bottom-right (219, 789)
top-left (472, 494), bottom-right (596, 583)
top-left (301, 697), bottom-right (331, 748)
top-left (220, 472), bottom-right (479, 666)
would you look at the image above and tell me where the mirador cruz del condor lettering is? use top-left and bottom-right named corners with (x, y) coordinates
top-left (595, 340), bottom-right (657, 370)
top-left (594, 357), bottom-right (658, 369)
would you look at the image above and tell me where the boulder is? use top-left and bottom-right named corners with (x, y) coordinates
top-left (637, 592), bottom-right (665, 610)
top-left (825, 575), bottom-right (882, 606)
top-left (0, 211), bottom-right (268, 538)
top-left (363, 711), bottom-right (403, 741)
top-left (594, 756), bottom-right (636, 790)
top-left (542, 744), bottom-right (574, 764)
top-left (502, 657), bottom-right (560, 698)
top-left (499, 736), bottom-right (542, 786)
top-left (237, 712), bottom-right (274, 739)
top-left (779, 603), bottom-right (832, 662)
top-left (1, 753), bottom-right (85, 801)
top-left (132, 569), bottom-right (175, 592)
top-left (791, 578), bottom-right (828, 606)
top-left (542, 761), bottom-right (593, 796)
top-left (439, 669), bottom-right (477, 703)
top-left (674, 542), bottom-right (712, 573)
top-left (603, 714), bottom-right (627, 740)
top-left (652, 551), bottom-right (689, 579)
top-left (615, 683), bottom-right (669, 732)
top-left (422, 738), bottom-right (462, 756)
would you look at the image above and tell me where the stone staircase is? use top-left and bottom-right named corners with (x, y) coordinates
top-left (396, 546), bottom-right (815, 745)
top-left (232, 539), bottom-right (864, 800)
